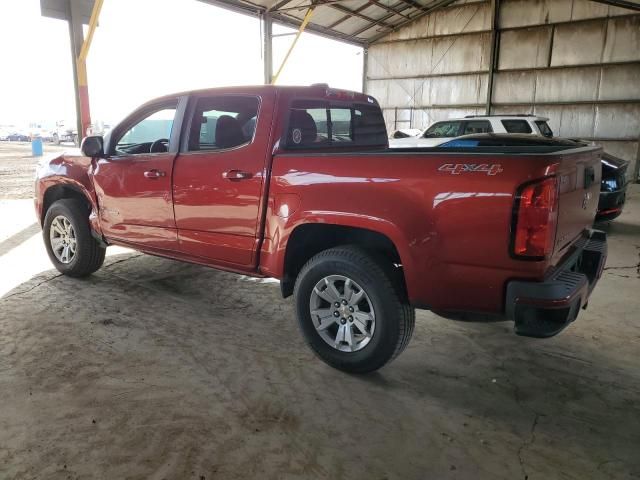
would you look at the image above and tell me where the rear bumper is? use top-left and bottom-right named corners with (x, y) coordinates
top-left (597, 189), bottom-right (626, 220)
top-left (505, 230), bottom-right (607, 338)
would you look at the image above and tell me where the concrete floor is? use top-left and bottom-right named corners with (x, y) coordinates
top-left (0, 143), bottom-right (639, 479)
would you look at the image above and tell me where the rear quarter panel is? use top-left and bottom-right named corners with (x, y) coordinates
top-left (261, 150), bottom-right (584, 313)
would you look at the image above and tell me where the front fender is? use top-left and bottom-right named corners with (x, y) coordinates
top-left (35, 154), bottom-right (101, 235)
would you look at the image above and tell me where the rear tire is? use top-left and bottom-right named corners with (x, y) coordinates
top-left (294, 246), bottom-right (415, 373)
top-left (43, 199), bottom-right (106, 277)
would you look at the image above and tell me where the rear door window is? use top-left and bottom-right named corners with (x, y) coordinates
top-left (423, 121), bottom-right (461, 138)
top-left (188, 96), bottom-right (259, 151)
top-left (462, 120), bottom-right (492, 134)
top-left (286, 100), bottom-right (387, 148)
top-left (501, 119), bottom-right (533, 134)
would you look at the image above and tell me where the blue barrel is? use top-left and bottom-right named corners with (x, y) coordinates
top-left (31, 136), bottom-right (44, 157)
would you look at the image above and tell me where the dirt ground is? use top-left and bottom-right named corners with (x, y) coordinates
top-left (0, 142), bottom-right (70, 199)
top-left (0, 143), bottom-right (639, 479)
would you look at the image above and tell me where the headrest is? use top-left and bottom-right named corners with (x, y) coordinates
top-left (288, 110), bottom-right (317, 145)
top-left (215, 115), bottom-right (245, 149)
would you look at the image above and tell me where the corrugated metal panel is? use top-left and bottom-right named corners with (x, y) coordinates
top-left (492, 71), bottom-right (536, 103)
top-left (366, 0), bottom-right (639, 174)
top-left (599, 64), bottom-right (640, 99)
top-left (551, 20), bottom-right (607, 65)
top-left (603, 16), bottom-right (640, 61)
top-left (535, 68), bottom-right (601, 102)
top-left (498, 27), bottom-right (552, 69)
top-left (499, 0), bottom-right (573, 28)
top-left (382, 2), bottom-right (490, 41)
top-left (595, 104), bottom-right (640, 138)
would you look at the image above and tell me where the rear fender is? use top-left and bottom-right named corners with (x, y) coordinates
top-left (260, 211), bottom-right (420, 300)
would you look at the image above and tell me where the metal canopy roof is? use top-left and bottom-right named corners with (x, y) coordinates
top-left (198, 0), bottom-right (640, 46)
top-left (198, 0), bottom-right (458, 46)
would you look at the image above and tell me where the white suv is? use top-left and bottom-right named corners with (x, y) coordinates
top-left (389, 115), bottom-right (553, 148)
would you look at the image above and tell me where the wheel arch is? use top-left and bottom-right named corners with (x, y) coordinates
top-left (41, 182), bottom-right (94, 227)
top-left (279, 222), bottom-right (408, 299)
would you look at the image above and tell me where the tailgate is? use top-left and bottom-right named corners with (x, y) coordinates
top-left (554, 147), bottom-right (602, 255)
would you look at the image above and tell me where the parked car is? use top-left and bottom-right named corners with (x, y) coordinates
top-left (53, 120), bottom-right (78, 145)
top-left (7, 132), bottom-right (31, 142)
top-left (597, 153), bottom-right (629, 221)
top-left (35, 85), bottom-right (607, 373)
top-left (390, 128), bottom-right (422, 139)
top-left (437, 134), bottom-right (630, 221)
top-left (389, 114), bottom-right (553, 148)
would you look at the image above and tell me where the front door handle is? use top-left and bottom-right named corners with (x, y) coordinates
top-left (223, 169), bottom-right (252, 181)
top-left (144, 169), bottom-right (165, 179)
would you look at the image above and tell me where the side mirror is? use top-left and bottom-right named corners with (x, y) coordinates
top-left (81, 135), bottom-right (104, 157)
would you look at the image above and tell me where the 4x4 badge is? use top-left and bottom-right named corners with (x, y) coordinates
top-left (438, 163), bottom-right (504, 176)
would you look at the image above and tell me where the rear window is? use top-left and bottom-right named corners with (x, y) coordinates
top-left (501, 119), bottom-right (533, 134)
top-left (285, 100), bottom-right (387, 148)
top-left (535, 120), bottom-right (553, 137)
top-left (423, 121), bottom-right (461, 138)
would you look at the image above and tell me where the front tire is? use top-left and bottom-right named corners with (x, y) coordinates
top-left (43, 199), bottom-right (106, 277)
top-left (294, 246), bottom-right (415, 373)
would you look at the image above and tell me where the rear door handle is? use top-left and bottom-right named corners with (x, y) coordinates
top-left (223, 170), bottom-right (252, 181)
top-left (144, 169), bottom-right (165, 179)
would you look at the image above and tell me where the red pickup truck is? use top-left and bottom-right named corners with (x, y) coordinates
top-left (35, 85), bottom-right (607, 373)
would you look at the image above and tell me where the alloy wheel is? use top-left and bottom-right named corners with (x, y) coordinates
top-left (309, 274), bottom-right (376, 352)
top-left (49, 215), bottom-right (77, 264)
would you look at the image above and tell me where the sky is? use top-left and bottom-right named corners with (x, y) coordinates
top-left (0, 0), bottom-right (363, 127)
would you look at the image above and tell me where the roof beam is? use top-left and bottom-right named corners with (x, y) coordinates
top-left (276, 0), bottom-right (362, 12)
top-left (325, 2), bottom-right (396, 29)
top-left (268, 0), bottom-right (294, 11)
top-left (364, 0), bottom-right (456, 41)
top-left (393, 0), bottom-right (436, 12)
top-left (282, 0), bottom-right (412, 19)
top-left (270, 10), bottom-right (367, 44)
top-left (327, 0), bottom-right (413, 30)
top-left (590, 0), bottom-right (640, 11)
top-left (366, 0), bottom-right (413, 19)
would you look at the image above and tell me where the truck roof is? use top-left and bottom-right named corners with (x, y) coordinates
top-left (462, 114), bottom-right (550, 121)
top-left (148, 84), bottom-right (376, 106)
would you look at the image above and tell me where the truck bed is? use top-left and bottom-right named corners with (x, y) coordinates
top-left (264, 142), bottom-right (602, 314)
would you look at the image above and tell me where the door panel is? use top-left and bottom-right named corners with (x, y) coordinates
top-left (173, 93), bottom-right (273, 267)
top-left (92, 99), bottom-right (182, 250)
top-left (93, 153), bottom-right (178, 249)
top-left (173, 148), bottom-right (265, 265)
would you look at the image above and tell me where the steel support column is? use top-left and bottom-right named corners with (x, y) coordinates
top-left (67, 0), bottom-right (84, 143)
top-left (362, 48), bottom-right (368, 93)
top-left (485, 0), bottom-right (499, 114)
top-left (634, 133), bottom-right (640, 183)
top-left (263, 12), bottom-right (273, 84)
top-left (68, 0), bottom-right (103, 142)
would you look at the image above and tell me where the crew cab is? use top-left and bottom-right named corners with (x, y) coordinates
top-left (35, 85), bottom-right (607, 373)
top-left (390, 114), bottom-right (553, 148)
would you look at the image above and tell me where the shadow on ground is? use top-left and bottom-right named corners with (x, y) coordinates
top-left (1, 252), bottom-right (639, 479)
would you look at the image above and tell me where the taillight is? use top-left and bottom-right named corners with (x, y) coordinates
top-left (511, 176), bottom-right (559, 259)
